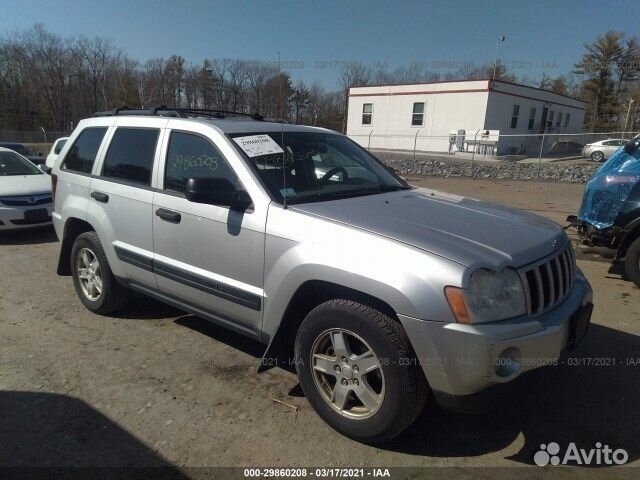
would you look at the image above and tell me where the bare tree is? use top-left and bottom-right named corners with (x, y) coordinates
top-left (339, 63), bottom-right (370, 133)
top-left (11, 22), bottom-right (629, 135)
top-left (247, 60), bottom-right (278, 113)
top-left (291, 80), bottom-right (310, 124)
top-left (70, 35), bottom-right (118, 114)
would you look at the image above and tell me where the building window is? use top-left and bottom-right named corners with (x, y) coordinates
top-left (362, 103), bottom-right (373, 125)
top-left (411, 102), bottom-right (425, 126)
top-left (564, 113), bottom-right (570, 127)
top-left (528, 107), bottom-right (536, 130)
top-left (510, 105), bottom-right (520, 129)
top-left (547, 111), bottom-right (555, 127)
top-left (556, 112), bottom-right (563, 127)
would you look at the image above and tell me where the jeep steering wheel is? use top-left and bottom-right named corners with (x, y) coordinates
top-left (320, 166), bottom-right (349, 184)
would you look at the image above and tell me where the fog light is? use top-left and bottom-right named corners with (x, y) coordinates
top-left (495, 347), bottom-right (522, 378)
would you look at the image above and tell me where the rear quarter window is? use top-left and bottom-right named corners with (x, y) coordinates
top-left (62, 128), bottom-right (108, 174)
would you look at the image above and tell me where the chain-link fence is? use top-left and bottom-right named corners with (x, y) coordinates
top-left (2, 127), bottom-right (636, 160)
top-left (0, 130), bottom-right (71, 144)
top-left (349, 130), bottom-right (639, 162)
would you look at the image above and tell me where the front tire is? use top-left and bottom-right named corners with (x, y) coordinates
top-left (625, 237), bottom-right (640, 288)
top-left (591, 151), bottom-right (604, 162)
top-left (294, 299), bottom-right (427, 443)
top-left (71, 231), bottom-right (130, 314)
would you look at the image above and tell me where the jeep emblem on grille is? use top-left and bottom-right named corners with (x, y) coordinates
top-left (552, 234), bottom-right (564, 250)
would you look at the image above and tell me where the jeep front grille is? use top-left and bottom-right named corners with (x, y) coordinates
top-left (520, 243), bottom-right (575, 316)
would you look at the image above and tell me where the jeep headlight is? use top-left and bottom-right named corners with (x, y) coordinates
top-left (445, 268), bottom-right (526, 324)
top-left (467, 268), bottom-right (526, 322)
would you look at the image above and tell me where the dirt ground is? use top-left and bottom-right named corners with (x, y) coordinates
top-left (0, 177), bottom-right (638, 476)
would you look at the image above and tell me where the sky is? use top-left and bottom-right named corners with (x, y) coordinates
top-left (1, 0), bottom-right (638, 90)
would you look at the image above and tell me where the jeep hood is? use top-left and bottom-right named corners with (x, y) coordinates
top-left (291, 187), bottom-right (565, 269)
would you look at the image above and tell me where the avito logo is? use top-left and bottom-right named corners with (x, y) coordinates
top-left (534, 442), bottom-right (628, 466)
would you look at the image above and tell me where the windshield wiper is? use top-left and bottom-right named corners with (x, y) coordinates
top-left (329, 184), bottom-right (408, 196)
top-left (286, 184), bottom-right (410, 204)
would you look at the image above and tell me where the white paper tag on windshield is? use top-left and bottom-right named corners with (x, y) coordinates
top-left (233, 135), bottom-right (284, 157)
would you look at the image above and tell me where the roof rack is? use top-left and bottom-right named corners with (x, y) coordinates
top-left (94, 105), bottom-right (265, 121)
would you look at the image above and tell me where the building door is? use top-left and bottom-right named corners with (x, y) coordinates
top-left (540, 107), bottom-right (549, 133)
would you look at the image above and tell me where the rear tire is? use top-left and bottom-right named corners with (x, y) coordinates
top-left (71, 231), bottom-right (130, 314)
top-left (294, 299), bottom-right (427, 443)
top-left (625, 237), bottom-right (640, 288)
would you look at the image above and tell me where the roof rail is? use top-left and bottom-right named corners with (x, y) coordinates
top-left (94, 106), bottom-right (265, 121)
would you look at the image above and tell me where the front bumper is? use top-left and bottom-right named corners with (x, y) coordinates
top-left (0, 204), bottom-right (53, 230)
top-left (399, 268), bottom-right (593, 411)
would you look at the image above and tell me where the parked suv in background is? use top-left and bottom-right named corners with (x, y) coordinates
top-left (46, 137), bottom-right (69, 169)
top-left (52, 108), bottom-right (593, 443)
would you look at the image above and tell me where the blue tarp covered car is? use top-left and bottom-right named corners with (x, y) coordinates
top-left (568, 135), bottom-right (640, 287)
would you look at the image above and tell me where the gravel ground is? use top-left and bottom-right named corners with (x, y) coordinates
top-left (375, 150), bottom-right (599, 182)
top-left (0, 177), bottom-right (638, 478)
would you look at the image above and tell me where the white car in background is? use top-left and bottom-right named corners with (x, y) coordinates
top-left (0, 147), bottom-right (53, 230)
top-left (582, 138), bottom-right (628, 162)
top-left (45, 137), bottom-right (69, 169)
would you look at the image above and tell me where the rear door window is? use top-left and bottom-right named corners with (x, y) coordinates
top-left (62, 127), bottom-right (108, 174)
top-left (102, 128), bottom-right (160, 186)
top-left (164, 131), bottom-right (237, 194)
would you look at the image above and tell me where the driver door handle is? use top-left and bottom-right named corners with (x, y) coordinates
top-left (90, 191), bottom-right (109, 203)
top-left (155, 208), bottom-right (181, 223)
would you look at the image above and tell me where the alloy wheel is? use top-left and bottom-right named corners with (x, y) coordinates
top-left (310, 328), bottom-right (385, 419)
top-left (76, 248), bottom-right (103, 301)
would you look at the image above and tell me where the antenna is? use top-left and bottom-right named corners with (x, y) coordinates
top-left (278, 50), bottom-right (287, 209)
top-left (281, 113), bottom-right (287, 209)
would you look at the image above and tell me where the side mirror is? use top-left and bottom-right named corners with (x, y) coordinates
top-left (231, 189), bottom-right (253, 212)
top-left (185, 177), bottom-right (252, 211)
top-left (38, 164), bottom-right (52, 174)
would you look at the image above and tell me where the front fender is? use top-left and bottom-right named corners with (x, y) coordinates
top-left (261, 207), bottom-right (466, 339)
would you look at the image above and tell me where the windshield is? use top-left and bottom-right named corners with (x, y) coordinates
top-left (0, 151), bottom-right (42, 176)
top-left (230, 131), bottom-right (407, 204)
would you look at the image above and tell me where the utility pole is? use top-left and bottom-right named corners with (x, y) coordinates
top-left (591, 95), bottom-right (599, 133)
top-left (624, 98), bottom-right (635, 134)
top-left (277, 51), bottom-right (282, 119)
top-left (493, 35), bottom-right (506, 80)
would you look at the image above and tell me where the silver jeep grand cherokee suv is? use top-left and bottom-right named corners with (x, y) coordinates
top-left (51, 108), bottom-right (593, 443)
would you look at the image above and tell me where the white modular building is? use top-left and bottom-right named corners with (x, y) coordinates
top-left (346, 79), bottom-right (586, 155)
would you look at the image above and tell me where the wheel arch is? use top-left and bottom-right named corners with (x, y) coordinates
top-left (57, 217), bottom-right (95, 275)
top-left (617, 219), bottom-right (640, 259)
top-left (258, 280), bottom-right (399, 374)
